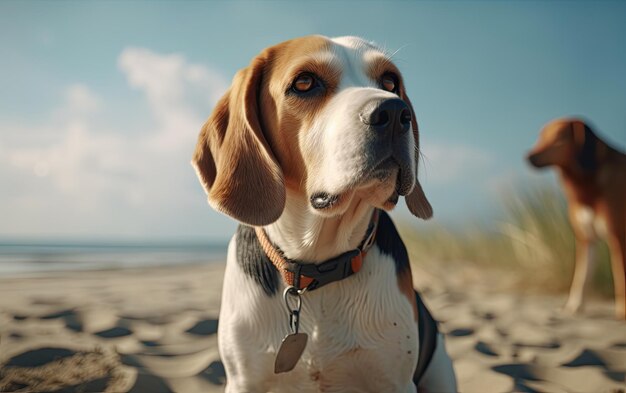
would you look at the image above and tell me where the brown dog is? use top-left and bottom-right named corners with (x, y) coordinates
top-left (527, 118), bottom-right (626, 319)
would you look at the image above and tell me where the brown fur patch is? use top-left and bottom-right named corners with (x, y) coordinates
top-left (192, 52), bottom-right (285, 225)
top-left (260, 36), bottom-right (338, 192)
top-left (366, 55), bottom-right (403, 89)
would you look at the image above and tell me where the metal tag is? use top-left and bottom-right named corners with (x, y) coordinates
top-left (274, 332), bottom-right (308, 373)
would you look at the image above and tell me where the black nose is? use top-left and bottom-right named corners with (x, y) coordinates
top-left (526, 152), bottom-right (542, 168)
top-left (359, 98), bottom-right (411, 136)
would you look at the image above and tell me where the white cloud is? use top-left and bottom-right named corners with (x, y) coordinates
top-left (118, 48), bottom-right (227, 151)
top-left (0, 49), bottom-right (232, 239)
top-left (64, 84), bottom-right (102, 115)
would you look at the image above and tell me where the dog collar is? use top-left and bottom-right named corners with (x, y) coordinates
top-left (255, 210), bottom-right (380, 291)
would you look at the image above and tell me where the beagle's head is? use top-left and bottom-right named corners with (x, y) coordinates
top-left (193, 35), bottom-right (432, 226)
top-left (526, 118), bottom-right (600, 172)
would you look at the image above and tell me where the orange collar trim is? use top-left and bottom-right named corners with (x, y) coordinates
top-left (255, 210), bottom-right (380, 291)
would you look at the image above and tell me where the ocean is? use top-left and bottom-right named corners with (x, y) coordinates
top-left (0, 240), bottom-right (228, 276)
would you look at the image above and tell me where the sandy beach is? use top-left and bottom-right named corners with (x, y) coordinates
top-left (1, 262), bottom-right (625, 392)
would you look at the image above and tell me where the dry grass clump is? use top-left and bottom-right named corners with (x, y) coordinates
top-left (402, 185), bottom-right (613, 296)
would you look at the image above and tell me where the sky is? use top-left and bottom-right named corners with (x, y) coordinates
top-left (1, 1), bottom-right (625, 242)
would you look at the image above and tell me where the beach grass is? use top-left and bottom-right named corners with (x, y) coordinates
top-left (402, 185), bottom-right (613, 297)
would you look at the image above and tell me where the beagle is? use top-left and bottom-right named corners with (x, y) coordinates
top-left (193, 35), bottom-right (457, 392)
top-left (527, 118), bottom-right (626, 320)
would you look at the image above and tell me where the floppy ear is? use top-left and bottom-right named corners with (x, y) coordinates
top-left (192, 54), bottom-right (286, 226)
top-left (572, 121), bottom-right (597, 172)
top-left (400, 91), bottom-right (433, 220)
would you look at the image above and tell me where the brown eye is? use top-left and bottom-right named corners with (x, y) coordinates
top-left (381, 73), bottom-right (398, 92)
top-left (293, 73), bottom-right (315, 93)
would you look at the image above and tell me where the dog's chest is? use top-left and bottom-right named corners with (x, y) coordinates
top-left (223, 241), bottom-right (419, 392)
top-left (573, 205), bottom-right (608, 239)
top-left (292, 258), bottom-right (419, 390)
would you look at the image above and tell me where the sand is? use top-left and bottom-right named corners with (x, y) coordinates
top-left (1, 262), bottom-right (625, 392)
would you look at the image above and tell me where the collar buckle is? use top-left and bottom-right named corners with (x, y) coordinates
top-left (287, 249), bottom-right (361, 291)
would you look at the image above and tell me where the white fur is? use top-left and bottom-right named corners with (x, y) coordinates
top-left (564, 206), bottom-right (608, 314)
top-left (564, 206), bottom-right (611, 313)
top-left (574, 206), bottom-right (608, 240)
top-left (564, 242), bottom-right (596, 314)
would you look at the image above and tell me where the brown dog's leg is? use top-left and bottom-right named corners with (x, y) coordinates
top-left (564, 239), bottom-right (595, 314)
top-left (607, 232), bottom-right (626, 319)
